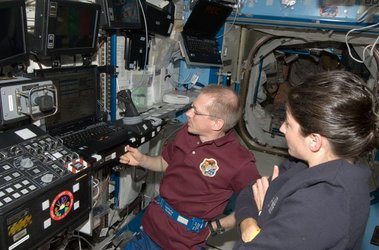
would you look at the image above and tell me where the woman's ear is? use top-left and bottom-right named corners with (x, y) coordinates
top-left (308, 133), bottom-right (322, 151)
top-left (307, 133), bottom-right (322, 152)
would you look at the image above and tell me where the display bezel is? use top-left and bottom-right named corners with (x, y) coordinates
top-left (33, 0), bottom-right (101, 57)
top-left (0, 0), bottom-right (29, 67)
top-left (97, 0), bottom-right (145, 30)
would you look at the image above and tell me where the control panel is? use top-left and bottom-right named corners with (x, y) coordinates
top-left (0, 125), bottom-right (91, 250)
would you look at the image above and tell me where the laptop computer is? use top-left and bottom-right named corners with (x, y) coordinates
top-left (35, 66), bottom-right (103, 136)
top-left (179, 0), bottom-right (233, 67)
top-left (34, 66), bottom-right (138, 161)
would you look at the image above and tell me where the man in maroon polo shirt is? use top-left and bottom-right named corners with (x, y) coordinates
top-left (120, 85), bottom-right (260, 249)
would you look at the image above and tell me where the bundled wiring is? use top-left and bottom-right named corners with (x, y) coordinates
top-left (92, 177), bottom-right (100, 206)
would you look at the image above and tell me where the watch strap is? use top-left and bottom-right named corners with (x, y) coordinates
top-left (215, 219), bottom-right (225, 234)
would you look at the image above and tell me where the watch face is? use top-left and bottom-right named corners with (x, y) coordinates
top-left (216, 227), bottom-right (225, 234)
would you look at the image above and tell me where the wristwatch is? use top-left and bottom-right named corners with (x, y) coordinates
top-left (215, 219), bottom-right (225, 235)
top-left (208, 221), bottom-right (216, 236)
top-left (208, 219), bottom-right (225, 235)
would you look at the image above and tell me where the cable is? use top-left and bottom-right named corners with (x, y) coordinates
top-left (138, 105), bottom-right (162, 115)
top-left (367, 35), bottom-right (379, 59)
top-left (139, 0), bottom-right (149, 71)
top-left (78, 231), bottom-right (82, 250)
top-left (344, 22), bottom-right (379, 63)
top-left (92, 177), bottom-right (100, 206)
top-left (356, 4), bottom-right (379, 23)
top-left (97, 99), bottom-right (110, 114)
top-left (93, 175), bottom-right (110, 207)
top-left (171, 49), bottom-right (183, 62)
top-left (30, 53), bottom-right (44, 71)
top-left (216, 2), bottom-right (239, 40)
top-left (131, 0), bottom-right (150, 89)
top-left (70, 234), bottom-right (95, 249)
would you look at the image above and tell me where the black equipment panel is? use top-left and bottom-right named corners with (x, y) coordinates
top-left (0, 125), bottom-right (91, 250)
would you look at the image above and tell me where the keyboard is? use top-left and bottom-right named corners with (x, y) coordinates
top-left (53, 119), bottom-right (163, 168)
top-left (185, 36), bottom-right (219, 55)
top-left (180, 33), bottom-right (222, 66)
top-left (60, 123), bottom-right (115, 149)
top-left (58, 121), bottom-right (142, 161)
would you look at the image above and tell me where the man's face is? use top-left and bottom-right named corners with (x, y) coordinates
top-left (186, 93), bottom-right (215, 136)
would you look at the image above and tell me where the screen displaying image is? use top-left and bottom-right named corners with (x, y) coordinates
top-left (102, 0), bottom-right (143, 30)
top-left (50, 4), bottom-right (97, 49)
top-left (111, 0), bottom-right (140, 23)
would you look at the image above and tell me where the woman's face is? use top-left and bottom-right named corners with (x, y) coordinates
top-left (280, 110), bottom-right (308, 160)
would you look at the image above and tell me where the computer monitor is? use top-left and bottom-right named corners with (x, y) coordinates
top-left (31, 0), bottom-right (101, 58)
top-left (0, 0), bottom-right (29, 67)
top-left (97, 0), bottom-right (145, 30)
top-left (34, 66), bottom-right (100, 136)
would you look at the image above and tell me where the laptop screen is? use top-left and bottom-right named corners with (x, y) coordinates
top-left (34, 66), bottom-right (100, 135)
top-left (183, 0), bottom-right (232, 38)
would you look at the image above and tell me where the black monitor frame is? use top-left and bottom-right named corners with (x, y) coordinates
top-left (33, 65), bottom-right (101, 135)
top-left (0, 0), bottom-right (29, 67)
top-left (31, 0), bottom-right (101, 58)
top-left (97, 0), bottom-right (145, 30)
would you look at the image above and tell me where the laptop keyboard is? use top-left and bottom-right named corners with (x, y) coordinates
top-left (61, 123), bottom-right (114, 148)
top-left (186, 36), bottom-right (219, 54)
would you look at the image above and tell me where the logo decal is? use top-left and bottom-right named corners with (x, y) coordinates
top-left (199, 158), bottom-right (219, 177)
top-left (50, 190), bottom-right (74, 221)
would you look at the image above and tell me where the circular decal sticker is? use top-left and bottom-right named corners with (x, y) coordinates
top-left (50, 190), bottom-right (74, 221)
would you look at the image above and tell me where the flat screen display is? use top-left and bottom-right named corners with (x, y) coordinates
top-left (112, 0), bottom-right (141, 23)
top-left (36, 66), bottom-right (100, 135)
top-left (49, 3), bottom-right (98, 50)
top-left (33, 0), bottom-right (100, 57)
top-left (0, 0), bottom-right (28, 66)
top-left (97, 0), bottom-right (144, 30)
